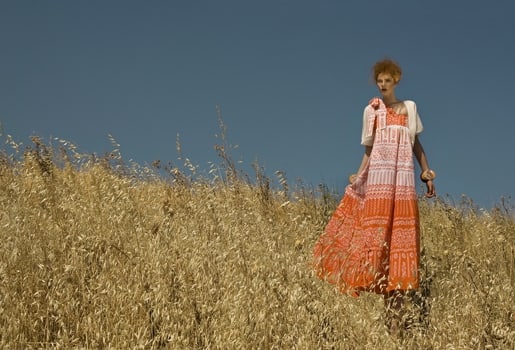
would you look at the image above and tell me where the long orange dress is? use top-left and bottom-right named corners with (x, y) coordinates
top-left (313, 98), bottom-right (421, 296)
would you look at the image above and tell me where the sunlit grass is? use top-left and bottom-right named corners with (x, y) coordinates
top-left (0, 133), bottom-right (513, 349)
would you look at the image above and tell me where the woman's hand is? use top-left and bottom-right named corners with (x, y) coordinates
top-left (425, 180), bottom-right (436, 198)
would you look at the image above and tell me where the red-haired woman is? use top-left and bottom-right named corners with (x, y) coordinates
top-left (313, 59), bottom-right (436, 335)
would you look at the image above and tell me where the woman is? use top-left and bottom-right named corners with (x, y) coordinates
top-left (313, 59), bottom-right (436, 335)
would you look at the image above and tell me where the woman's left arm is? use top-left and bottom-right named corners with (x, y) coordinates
top-left (413, 136), bottom-right (436, 198)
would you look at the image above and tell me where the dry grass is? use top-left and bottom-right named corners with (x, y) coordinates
top-left (0, 135), bottom-right (513, 349)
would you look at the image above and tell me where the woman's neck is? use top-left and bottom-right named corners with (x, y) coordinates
top-left (383, 95), bottom-right (400, 106)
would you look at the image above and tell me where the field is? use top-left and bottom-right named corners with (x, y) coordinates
top-left (0, 135), bottom-right (513, 349)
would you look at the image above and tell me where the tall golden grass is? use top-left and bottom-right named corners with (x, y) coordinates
top-left (0, 133), bottom-right (513, 349)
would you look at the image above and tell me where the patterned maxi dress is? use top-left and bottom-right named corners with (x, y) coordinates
top-left (313, 98), bottom-right (423, 296)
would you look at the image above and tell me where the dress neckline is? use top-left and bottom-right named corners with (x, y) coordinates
top-left (386, 107), bottom-right (407, 117)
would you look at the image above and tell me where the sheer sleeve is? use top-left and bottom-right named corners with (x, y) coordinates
top-left (361, 107), bottom-right (374, 146)
top-left (406, 100), bottom-right (423, 145)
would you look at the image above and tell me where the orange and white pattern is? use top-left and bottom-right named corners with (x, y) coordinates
top-left (313, 98), bottom-right (421, 295)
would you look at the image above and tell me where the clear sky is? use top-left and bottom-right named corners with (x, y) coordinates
top-left (1, 0), bottom-right (514, 209)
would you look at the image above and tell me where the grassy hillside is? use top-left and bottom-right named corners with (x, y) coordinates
top-left (0, 136), bottom-right (513, 349)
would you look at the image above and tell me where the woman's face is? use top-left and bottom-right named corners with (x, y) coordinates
top-left (376, 72), bottom-right (397, 98)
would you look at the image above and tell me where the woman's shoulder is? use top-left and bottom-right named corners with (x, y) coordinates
top-left (402, 100), bottom-right (418, 114)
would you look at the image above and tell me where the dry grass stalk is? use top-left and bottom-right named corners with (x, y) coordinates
top-left (0, 136), bottom-right (513, 349)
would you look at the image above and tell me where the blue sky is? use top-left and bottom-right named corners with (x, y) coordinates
top-left (1, 0), bottom-right (514, 209)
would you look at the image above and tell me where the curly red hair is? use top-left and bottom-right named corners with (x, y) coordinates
top-left (372, 59), bottom-right (402, 83)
